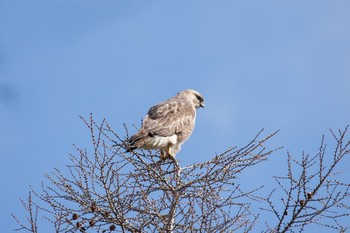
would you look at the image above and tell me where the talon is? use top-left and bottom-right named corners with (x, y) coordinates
top-left (160, 147), bottom-right (176, 161)
top-left (160, 150), bottom-right (167, 160)
top-left (167, 147), bottom-right (175, 160)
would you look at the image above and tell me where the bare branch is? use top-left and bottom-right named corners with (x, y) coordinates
top-left (13, 116), bottom-right (349, 232)
top-left (262, 126), bottom-right (350, 232)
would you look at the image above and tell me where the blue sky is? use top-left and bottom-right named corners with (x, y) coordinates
top-left (1, 1), bottom-right (350, 232)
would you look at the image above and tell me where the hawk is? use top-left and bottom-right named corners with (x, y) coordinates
top-left (127, 89), bottom-right (204, 160)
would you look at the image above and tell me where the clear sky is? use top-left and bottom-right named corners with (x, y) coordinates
top-left (1, 1), bottom-right (350, 232)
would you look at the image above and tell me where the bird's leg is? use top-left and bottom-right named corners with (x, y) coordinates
top-left (160, 150), bottom-right (167, 160)
top-left (160, 146), bottom-right (176, 161)
top-left (167, 146), bottom-right (176, 160)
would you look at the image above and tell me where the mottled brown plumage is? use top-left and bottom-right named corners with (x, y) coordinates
top-left (127, 89), bottom-right (204, 160)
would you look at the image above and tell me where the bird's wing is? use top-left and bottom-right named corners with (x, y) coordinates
top-left (142, 99), bottom-right (195, 137)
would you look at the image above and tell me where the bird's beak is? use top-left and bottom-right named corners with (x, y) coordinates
top-left (200, 102), bottom-right (205, 108)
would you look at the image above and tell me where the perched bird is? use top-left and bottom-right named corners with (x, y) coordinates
top-left (127, 89), bottom-right (204, 160)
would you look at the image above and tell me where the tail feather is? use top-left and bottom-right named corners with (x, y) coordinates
top-left (125, 132), bottom-right (144, 152)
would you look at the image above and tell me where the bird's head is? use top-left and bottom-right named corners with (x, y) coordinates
top-left (178, 89), bottom-right (205, 109)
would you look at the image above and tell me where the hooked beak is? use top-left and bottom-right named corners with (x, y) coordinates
top-left (200, 102), bottom-right (205, 108)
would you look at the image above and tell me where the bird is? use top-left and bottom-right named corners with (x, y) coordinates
top-left (127, 89), bottom-right (204, 160)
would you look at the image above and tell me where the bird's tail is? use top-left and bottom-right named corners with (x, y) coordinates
top-left (125, 132), bottom-right (143, 152)
top-left (125, 144), bottom-right (137, 152)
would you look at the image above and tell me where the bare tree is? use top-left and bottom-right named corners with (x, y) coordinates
top-left (262, 127), bottom-right (350, 232)
top-left (12, 115), bottom-right (350, 232)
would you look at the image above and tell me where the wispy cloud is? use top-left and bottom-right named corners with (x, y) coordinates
top-left (0, 83), bottom-right (18, 105)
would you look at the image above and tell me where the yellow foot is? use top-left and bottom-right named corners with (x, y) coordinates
top-left (160, 147), bottom-right (176, 161)
top-left (166, 147), bottom-right (176, 161)
top-left (160, 150), bottom-right (167, 160)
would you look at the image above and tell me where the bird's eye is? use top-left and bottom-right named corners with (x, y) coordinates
top-left (196, 95), bottom-right (202, 101)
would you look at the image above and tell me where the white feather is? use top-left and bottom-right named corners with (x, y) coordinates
top-left (152, 135), bottom-right (178, 148)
